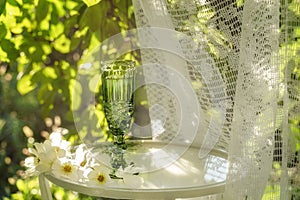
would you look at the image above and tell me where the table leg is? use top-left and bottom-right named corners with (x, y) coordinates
top-left (38, 174), bottom-right (53, 200)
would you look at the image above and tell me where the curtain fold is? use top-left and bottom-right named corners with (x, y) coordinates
top-left (224, 0), bottom-right (279, 198)
top-left (132, 0), bottom-right (300, 199)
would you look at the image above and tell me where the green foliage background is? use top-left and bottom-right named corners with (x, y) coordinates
top-left (0, 0), bottom-right (299, 199)
top-left (0, 0), bottom-right (135, 199)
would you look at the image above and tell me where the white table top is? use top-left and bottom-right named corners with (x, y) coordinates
top-left (44, 142), bottom-right (228, 199)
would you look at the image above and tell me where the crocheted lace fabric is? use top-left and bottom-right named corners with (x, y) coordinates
top-left (132, 0), bottom-right (300, 199)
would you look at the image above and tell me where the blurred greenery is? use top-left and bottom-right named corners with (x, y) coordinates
top-left (0, 0), bottom-right (136, 199)
top-left (0, 0), bottom-right (299, 199)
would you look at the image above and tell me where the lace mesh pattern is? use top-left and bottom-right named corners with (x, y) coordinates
top-left (133, 0), bottom-right (300, 199)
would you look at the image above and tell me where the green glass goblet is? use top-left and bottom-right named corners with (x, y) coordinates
top-left (101, 60), bottom-right (136, 149)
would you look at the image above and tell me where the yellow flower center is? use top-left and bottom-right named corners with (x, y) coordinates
top-left (97, 174), bottom-right (105, 184)
top-left (80, 160), bottom-right (87, 167)
top-left (62, 164), bottom-right (72, 174)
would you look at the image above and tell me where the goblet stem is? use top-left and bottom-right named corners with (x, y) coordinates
top-left (110, 145), bottom-right (127, 170)
top-left (114, 135), bottom-right (125, 145)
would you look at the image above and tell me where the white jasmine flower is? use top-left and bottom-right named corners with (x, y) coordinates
top-left (24, 129), bottom-right (145, 187)
top-left (87, 165), bottom-right (112, 186)
top-left (49, 131), bottom-right (70, 155)
top-left (24, 156), bottom-right (39, 176)
top-left (73, 144), bottom-right (91, 168)
top-left (52, 158), bottom-right (79, 180)
top-left (72, 144), bottom-right (93, 180)
top-left (115, 165), bottom-right (144, 188)
top-left (34, 140), bottom-right (65, 160)
top-left (25, 140), bottom-right (61, 175)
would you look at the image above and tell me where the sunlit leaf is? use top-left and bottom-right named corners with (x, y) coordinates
top-left (74, 26), bottom-right (88, 38)
top-left (86, 30), bottom-right (100, 52)
top-left (89, 74), bottom-right (101, 93)
top-left (11, 193), bottom-right (24, 200)
top-left (262, 184), bottom-right (280, 200)
top-left (41, 43), bottom-right (51, 55)
top-left (82, 0), bottom-right (101, 7)
top-left (69, 79), bottom-right (82, 110)
top-left (53, 34), bottom-right (71, 53)
top-left (17, 74), bottom-right (36, 95)
top-left (66, 0), bottom-right (80, 10)
top-left (42, 67), bottom-right (58, 79)
top-left (0, 47), bottom-right (8, 62)
top-left (51, 0), bottom-right (67, 17)
top-left (236, 0), bottom-right (244, 7)
top-left (95, 104), bottom-right (105, 127)
top-left (289, 0), bottom-right (300, 16)
top-left (128, 5), bottom-right (135, 18)
top-left (294, 27), bottom-right (300, 37)
top-left (50, 21), bottom-right (64, 39)
top-left (16, 179), bottom-right (26, 191)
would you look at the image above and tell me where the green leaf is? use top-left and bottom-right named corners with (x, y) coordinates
top-left (7, 0), bottom-right (19, 7)
top-left (37, 84), bottom-right (50, 104)
top-left (41, 93), bottom-right (55, 116)
top-left (82, 0), bottom-right (101, 7)
top-left (105, 19), bottom-right (121, 36)
top-left (79, 2), bottom-right (107, 32)
top-left (31, 45), bottom-right (45, 62)
top-left (50, 2), bottom-right (59, 25)
top-left (64, 14), bottom-right (80, 37)
top-left (0, 119), bottom-right (6, 131)
top-left (17, 74), bottom-right (36, 95)
top-left (0, 39), bottom-right (19, 61)
top-left (70, 37), bottom-right (82, 51)
top-left (0, 0), bottom-right (6, 15)
top-left (36, 0), bottom-right (49, 23)
top-left (0, 23), bottom-right (7, 38)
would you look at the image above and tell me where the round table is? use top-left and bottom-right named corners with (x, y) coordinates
top-left (39, 142), bottom-right (228, 200)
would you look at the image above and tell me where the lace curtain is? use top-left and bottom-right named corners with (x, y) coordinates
top-left (132, 0), bottom-right (300, 199)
